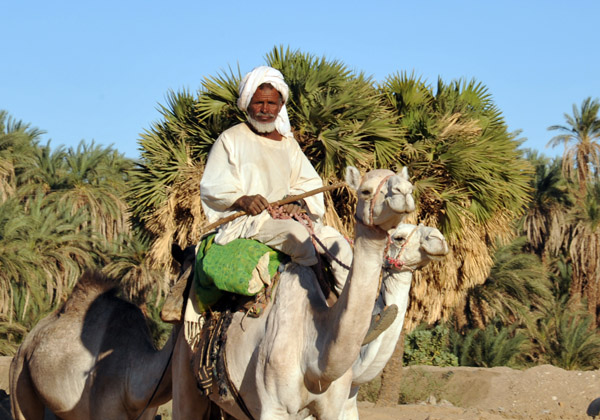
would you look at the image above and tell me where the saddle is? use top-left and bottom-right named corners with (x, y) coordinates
top-left (160, 235), bottom-right (287, 323)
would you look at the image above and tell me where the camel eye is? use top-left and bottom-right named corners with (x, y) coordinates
top-left (393, 236), bottom-right (406, 244)
top-left (360, 189), bottom-right (372, 196)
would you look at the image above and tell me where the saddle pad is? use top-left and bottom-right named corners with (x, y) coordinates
top-left (194, 234), bottom-right (284, 312)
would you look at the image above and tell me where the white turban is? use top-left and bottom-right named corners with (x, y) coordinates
top-left (237, 66), bottom-right (292, 137)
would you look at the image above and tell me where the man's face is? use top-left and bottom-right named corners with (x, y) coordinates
top-left (247, 85), bottom-right (283, 125)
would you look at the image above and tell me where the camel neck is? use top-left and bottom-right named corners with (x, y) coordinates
top-left (317, 222), bottom-right (388, 384)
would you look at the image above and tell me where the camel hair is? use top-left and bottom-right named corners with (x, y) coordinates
top-left (339, 222), bottom-right (449, 420)
top-left (171, 165), bottom-right (416, 420)
top-left (10, 270), bottom-right (177, 420)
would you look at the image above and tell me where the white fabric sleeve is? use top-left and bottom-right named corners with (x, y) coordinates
top-left (200, 134), bottom-right (243, 220)
top-left (289, 140), bottom-right (325, 218)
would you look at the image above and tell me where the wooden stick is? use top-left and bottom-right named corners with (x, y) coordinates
top-left (202, 182), bottom-right (346, 233)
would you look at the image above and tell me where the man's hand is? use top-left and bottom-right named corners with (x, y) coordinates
top-left (279, 203), bottom-right (303, 216)
top-left (234, 195), bottom-right (270, 215)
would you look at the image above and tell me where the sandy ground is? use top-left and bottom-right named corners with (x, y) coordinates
top-left (2, 357), bottom-right (600, 419)
top-left (354, 365), bottom-right (600, 420)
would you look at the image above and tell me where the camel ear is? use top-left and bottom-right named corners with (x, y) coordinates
top-left (399, 166), bottom-right (410, 180)
top-left (345, 166), bottom-right (361, 191)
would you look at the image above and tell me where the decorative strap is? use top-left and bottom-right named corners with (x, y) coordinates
top-left (367, 174), bottom-right (393, 227)
top-left (384, 224), bottom-right (420, 272)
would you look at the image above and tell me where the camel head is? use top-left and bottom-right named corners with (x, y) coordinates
top-left (345, 166), bottom-right (415, 232)
top-left (385, 223), bottom-right (449, 272)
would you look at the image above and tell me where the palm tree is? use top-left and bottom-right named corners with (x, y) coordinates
top-left (18, 142), bottom-right (68, 195)
top-left (23, 196), bottom-right (96, 305)
top-left (520, 152), bottom-right (573, 258)
top-left (379, 74), bottom-right (532, 329)
top-left (0, 110), bottom-right (41, 201)
top-left (463, 237), bottom-right (551, 330)
top-left (0, 191), bottom-right (97, 343)
top-left (0, 194), bottom-right (96, 312)
top-left (0, 117), bottom-right (139, 352)
top-left (567, 180), bottom-right (600, 325)
top-left (0, 197), bottom-right (33, 318)
top-left (453, 320), bottom-right (527, 368)
top-left (377, 74), bottom-right (532, 405)
top-left (0, 210), bottom-right (92, 354)
top-left (51, 141), bottom-right (132, 243)
top-left (530, 297), bottom-right (600, 370)
top-left (547, 97), bottom-right (600, 197)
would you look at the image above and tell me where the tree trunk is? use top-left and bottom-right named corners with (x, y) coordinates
top-left (453, 300), bottom-right (468, 331)
top-left (585, 277), bottom-right (598, 327)
top-left (375, 330), bottom-right (405, 406)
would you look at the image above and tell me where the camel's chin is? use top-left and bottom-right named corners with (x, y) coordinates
top-left (427, 253), bottom-right (447, 261)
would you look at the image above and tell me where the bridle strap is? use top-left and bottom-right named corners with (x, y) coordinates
top-left (368, 174), bottom-right (393, 226)
top-left (354, 173), bottom-right (395, 256)
top-left (384, 224), bottom-right (420, 272)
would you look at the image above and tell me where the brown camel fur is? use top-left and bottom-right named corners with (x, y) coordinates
top-left (10, 270), bottom-right (176, 420)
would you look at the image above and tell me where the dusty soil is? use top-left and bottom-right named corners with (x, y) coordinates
top-left (355, 365), bottom-right (600, 420)
top-left (2, 357), bottom-right (599, 419)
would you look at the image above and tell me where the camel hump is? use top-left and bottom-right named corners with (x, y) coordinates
top-left (60, 270), bottom-right (120, 313)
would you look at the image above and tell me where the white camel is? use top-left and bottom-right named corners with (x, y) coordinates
top-left (172, 166), bottom-right (416, 420)
top-left (340, 223), bottom-right (449, 419)
top-left (10, 270), bottom-right (176, 420)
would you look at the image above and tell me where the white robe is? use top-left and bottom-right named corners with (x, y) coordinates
top-left (200, 123), bottom-right (325, 245)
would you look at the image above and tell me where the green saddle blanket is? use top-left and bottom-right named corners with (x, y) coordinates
top-left (194, 234), bottom-right (285, 313)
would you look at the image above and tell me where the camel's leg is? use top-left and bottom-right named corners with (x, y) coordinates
top-left (9, 354), bottom-right (46, 420)
top-left (171, 330), bottom-right (212, 420)
top-left (339, 387), bottom-right (360, 420)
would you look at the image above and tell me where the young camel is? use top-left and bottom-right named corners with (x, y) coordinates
top-left (10, 270), bottom-right (176, 420)
top-left (341, 223), bottom-right (449, 419)
top-left (172, 166), bottom-right (416, 420)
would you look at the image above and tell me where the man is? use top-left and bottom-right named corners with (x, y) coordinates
top-left (200, 65), bottom-right (352, 293)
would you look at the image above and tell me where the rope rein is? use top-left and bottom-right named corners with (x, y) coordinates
top-left (267, 205), bottom-right (353, 271)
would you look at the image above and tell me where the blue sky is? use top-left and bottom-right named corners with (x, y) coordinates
top-left (2, 1), bottom-right (598, 159)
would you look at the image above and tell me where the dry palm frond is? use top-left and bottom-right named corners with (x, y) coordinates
top-left (569, 222), bottom-right (600, 324)
top-left (145, 160), bottom-right (206, 272)
top-left (322, 192), bottom-right (351, 239)
top-left (322, 178), bottom-right (356, 238)
top-left (404, 210), bottom-right (516, 331)
top-left (544, 210), bottom-right (571, 256)
top-left (437, 113), bottom-right (482, 142)
top-left (0, 159), bottom-right (15, 202)
top-left (52, 186), bottom-right (131, 243)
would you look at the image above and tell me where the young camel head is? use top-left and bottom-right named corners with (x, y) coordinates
top-left (385, 223), bottom-right (449, 272)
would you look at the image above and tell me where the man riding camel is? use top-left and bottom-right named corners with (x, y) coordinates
top-left (200, 65), bottom-right (352, 293)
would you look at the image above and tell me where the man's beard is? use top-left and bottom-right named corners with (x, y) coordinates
top-left (247, 115), bottom-right (277, 134)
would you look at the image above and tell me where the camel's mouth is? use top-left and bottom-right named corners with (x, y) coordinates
top-left (386, 195), bottom-right (416, 215)
top-left (423, 237), bottom-right (449, 258)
